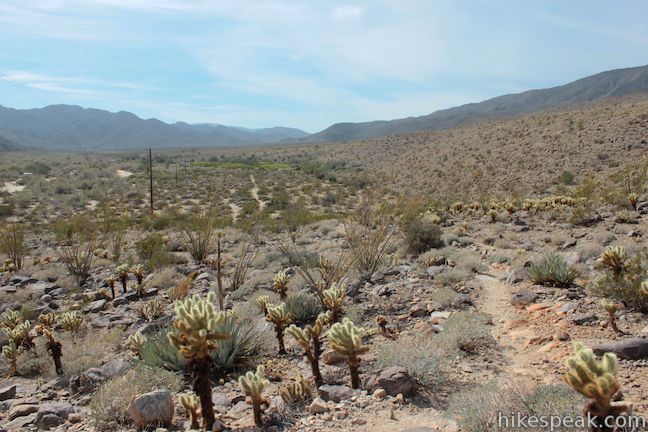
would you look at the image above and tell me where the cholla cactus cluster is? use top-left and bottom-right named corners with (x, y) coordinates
top-left (179, 392), bottom-right (201, 429)
top-left (598, 246), bottom-right (628, 275)
top-left (238, 365), bottom-right (269, 427)
top-left (35, 312), bottom-right (57, 335)
top-left (328, 318), bottom-right (369, 389)
top-left (128, 332), bottom-right (147, 356)
top-left (3, 319), bottom-right (32, 348)
top-left (272, 271), bottom-right (290, 300)
top-left (522, 195), bottom-right (579, 213)
top-left (1, 342), bottom-right (24, 375)
top-left (168, 291), bottom-right (228, 431)
top-left (60, 311), bottom-right (83, 333)
top-left (130, 264), bottom-right (146, 295)
top-left (323, 283), bottom-right (346, 322)
top-left (265, 303), bottom-right (293, 355)
top-left (287, 311), bottom-right (330, 386)
top-left (138, 298), bottom-right (164, 322)
top-left (564, 342), bottom-right (627, 428)
top-left (280, 373), bottom-right (313, 406)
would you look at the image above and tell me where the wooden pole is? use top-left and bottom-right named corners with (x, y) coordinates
top-left (149, 148), bottom-right (154, 214)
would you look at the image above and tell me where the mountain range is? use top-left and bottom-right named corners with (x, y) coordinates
top-left (1, 64), bottom-right (648, 151)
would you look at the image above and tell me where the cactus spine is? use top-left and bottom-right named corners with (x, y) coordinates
top-left (265, 303), bottom-right (293, 355)
top-left (238, 365), bottom-right (269, 427)
top-left (328, 318), bottom-right (369, 389)
top-left (272, 271), bottom-right (290, 300)
top-left (287, 312), bottom-right (330, 387)
top-left (179, 392), bottom-right (201, 429)
top-left (168, 292), bottom-right (229, 431)
top-left (564, 342), bottom-right (628, 431)
top-left (323, 283), bottom-right (346, 323)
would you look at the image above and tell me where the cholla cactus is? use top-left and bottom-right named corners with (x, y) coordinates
top-left (168, 292), bottom-right (228, 431)
top-left (640, 280), bottom-right (648, 297)
top-left (272, 271), bottom-right (290, 300)
top-left (105, 275), bottom-right (117, 299)
top-left (256, 295), bottom-right (270, 316)
top-left (130, 264), bottom-right (146, 295)
top-left (601, 301), bottom-right (624, 335)
top-left (115, 263), bottom-right (130, 293)
top-left (238, 365), bottom-right (269, 427)
top-left (328, 318), bottom-right (369, 389)
top-left (598, 246), bottom-right (627, 275)
top-left (287, 311), bottom-right (330, 386)
top-left (35, 312), bottom-right (57, 335)
top-left (280, 373), bottom-right (313, 406)
top-left (564, 342), bottom-right (628, 430)
top-left (60, 311), bottom-right (83, 333)
top-left (376, 315), bottom-right (395, 338)
top-left (1, 341), bottom-right (24, 375)
top-left (138, 298), bottom-right (164, 322)
top-left (628, 192), bottom-right (639, 210)
top-left (42, 329), bottom-right (63, 375)
top-left (449, 201), bottom-right (464, 216)
top-left (488, 209), bottom-right (497, 223)
top-left (128, 332), bottom-right (147, 357)
top-left (96, 287), bottom-right (111, 300)
top-left (1, 309), bottom-right (23, 330)
top-left (179, 392), bottom-right (201, 429)
top-left (4, 320), bottom-right (32, 348)
top-left (323, 283), bottom-right (346, 323)
top-left (265, 303), bottom-right (293, 355)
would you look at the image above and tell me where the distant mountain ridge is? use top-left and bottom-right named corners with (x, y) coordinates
top-left (0, 104), bottom-right (309, 151)
top-left (303, 64), bottom-right (648, 142)
top-left (0, 134), bottom-right (25, 151)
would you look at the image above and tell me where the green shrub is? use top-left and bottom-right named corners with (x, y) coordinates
top-left (403, 217), bottom-right (444, 254)
top-left (437, 312), bottom-right (494, 355)
top-left (377, 335), bottom-right (447, 386)
top-left (560, 170), bottom-right (575, 185)
top-left (25, 162), bottom-right (51, 176)
top-left (590, 249), bottom-right (648, 312)
top-left (284, 292), bottom-right (324, 325)
top-left (135, 233), bottom-right (171, 269)
top-left (528, 254), bottom-right (577, 287)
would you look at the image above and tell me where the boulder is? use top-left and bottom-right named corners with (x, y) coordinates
top-left (318, 385), bottom-right (354, 402)
top-left (505, 268), bottom-right (528, 284)
top-left (308, 398), bottom-right (329, 414)
top-left (593, 338), bottom-right (648, 360)
top-left (363, 366), bottom-right (414, 396)
top-left (0, 384), bottom-right (17, 401)
top-left (86, 299), bottom-right (107, 313)
top-left (36, 402), bottom-right (73, 429)
top-left (321, 349), bottom-right (346, 365)
top-left (128, 389), bottom-right (174, 428)
top-left (511, 290), bottom-right (539, 306)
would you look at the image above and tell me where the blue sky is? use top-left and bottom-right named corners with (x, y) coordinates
top-left (1, 1), bottom-right (647, 132)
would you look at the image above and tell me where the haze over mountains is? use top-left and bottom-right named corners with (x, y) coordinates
top-left (1, 64), bottom-right (648, 151)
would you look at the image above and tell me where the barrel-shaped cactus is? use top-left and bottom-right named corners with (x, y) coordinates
top-left (564, 342), bottom-right (628, 430)
top-left (265, 303), bottom-right (292, 355)
top-left (238, 365), bottom-right (269, 427)
top-left (179, 392), bottom-right (201, 429)
top-left (286, 311), bottom-right (330, 386)
top-left (323, 283), bottom-right (346, 322)
top-left (328, 318), bottom-right (369, 389)
top-left (272, 271), bottom-right (290, 300)
top-left (168, 291), bottom-right (228, 430)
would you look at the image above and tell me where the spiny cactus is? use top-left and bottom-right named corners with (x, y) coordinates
top-left (256, 295), bottom-right (270, 316)
top-left (564, 342), bottom-right (628, 431)
top-left (179, 392), bottom-right (201, 429)
top-left (323, 283), bottom-right (346, 323)
top-left (598, 246), bottom-right (628, 275)
top-left (131, 264), bottom-right (146, 295)
top-left (272, 271), bottom-right (290, 300)
top-left (128, 332), bottom-right (147, 357)
top-left (265, 303), bottom-right (293, 355)
top-left (628, 192), bottom-right (639, 210)
top-left (4, 320), bottom-right (33, 348)
top-left (105, 275), bottom-right (117, 299)
top-left (60, 311), bottom-right (83, 333)
top-left (238, 365), bottom-right (269, 427)
top-left (115, 263), bottom-right (130, 293)
top-left (376, 315), bottom-right (395, 338)
top-left (1, 309), bottom-right (23, 330)
top-left (287, 311), bottom-right (330, 387)
top-left (601, 301), bottom-right (624, 335)
top-left (42, 329), bottom-right (63, 375)
top-left (35, 312), bottom-right (57, 335)
top-left (280, 373), bottom-right (314, 406)
top-left (1, 341), bottom-right (24, 375)
top-left (168, 291), bottom-right (229, 431)
top-left (138, 298), bottom-right (164, 322)
top-left (328, 318), bottom-right (369, 389)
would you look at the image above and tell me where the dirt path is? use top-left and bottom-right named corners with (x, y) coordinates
top-left (249, 174), bottom-right (266, 210)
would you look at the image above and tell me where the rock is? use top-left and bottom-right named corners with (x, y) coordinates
top-left (561, 238), bottom-right (577, 249)
top-left (409, 304), bottom-right (428, 318)
top-left (400, 428), bottom-right (441, 432)
top-left (212, 392), bottom-right (232, 409)
top-left (308, 398), bottom-right (329, 414)
top-left (86, 299), bottom-right (107, 313)
top-left (593, 338), bottom-right (648, 360)
top-left (9, 403), bottom-right (38, 420)
top-left (0, 285), bottom-right (17, 294)
top-left (4, 413), bottom-right (37, 430)
top-left (36, 402), bottom-right (73, 429)
top-left (559, 302), bottom-right (579, 313)
top-left (511, 290), bottom-right (539, 306)
top-left (112, 297), bottom-right (128, 306)
top-left (229, 400), bottom-right (249, 416)
top-left (195, 272), bottom-right (212, 282)
top-left (563, 252), bottom-right (581, 266)
top-left (10, 276), bottom-right (38, 287)
top-left (505, 268), bottom-right (528, 284)
top-left (373, 388), bottom-right (387, 399)
top-left (374, 285), bottom-right (393, 297)
top-left (0, 385), bottom-right (17, 401)
top-left (526, 304), bottom-right (549, 313)
top-left (363, 366), bottom-right (414, 396)
top-left (425, 266), bottom-right (445, 277)
top-left (322, 349), bottom-right (346, 365)
top-left (32, 281), bottom-right (59, 294)
top-left (572, 314), bottom-right (597, 325)
top-left (70, 358), bottom-right (129, 394)
top-left (48, 288), bottom-right (67, 297)
top-left (128, 390), bottom-right (174, 428)
top-left (40, 294), bottom-right (52, 303)
top-left (318, 385), bottom-right (354, 402)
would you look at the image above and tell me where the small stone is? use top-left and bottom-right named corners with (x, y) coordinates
top-left (87, 299), bottom-right (107, 313)
top-left (0, 384), bottom-right (17, 401)
top-left (572, 313), bottom-right (597, 325)
top-left (128, 390), bottom-right (174, 428)
top-left (559, 302), bottom-right (578, 313)
top-left (318, 385), bottom-right (354, 402)
top-left (308, 398), bottom-right (329, 414)
top-left (322, 349), bottom-right (346, 365)
top-left (511, 290), bottom-right (539, 306)
top-left (373, 388), bottom-right (387, 399)
top-left (505, 268), bottom-right (528, 284)
top-left (526, 304), bottom-right (549, 313)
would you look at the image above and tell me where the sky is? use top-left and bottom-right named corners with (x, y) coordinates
top-left (1, 1), bottom-right (647, 132)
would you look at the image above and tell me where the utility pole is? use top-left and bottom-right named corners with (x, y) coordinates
top-left (148, 148), bottom-right (154, 214)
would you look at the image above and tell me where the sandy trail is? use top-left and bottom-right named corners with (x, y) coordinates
top-left (249, 174), bottom-right (266, 210)
top-left (1, 181), bottom-right (26, 193)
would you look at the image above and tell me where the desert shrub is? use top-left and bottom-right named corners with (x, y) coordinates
top-left (135, 233), bottom-right (171, 269)
top-left (528, 254), bottom-right (577, 287)
top-left (403, 217), bottom-right (444, 255)
top-left (430, 287), bottom-right (468, 309)
top-left (25, 162), bottom-right (51, 176)
top-left (377, 335), bottom-right (447, 387)
top-left (181, 212), bottom-right (218, 263)
top-left (284, 292), bottom-right (324, 325)
top-left (448, 379), bottom-right (583, 432)
top-left (590, 248), bottom-right (648, 312)
top-left (437, 312), bottom-right (494, 355)
top-left (56, 235), bottom-right (98, 285)
top-left (229, 237), bottom-right (257, 292)
top-left (147, 267), bottom-right (177, 290)
top-left (90, 365), bottom-right (182, 430)
top-left (434, 268), bottom-right (471, 285)
top-left (0, 222), bottom-right (27, 270)
top-left (560, 170), bottom-right (575, 185)
top-left (59, 327), bottom-right (123, 378)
